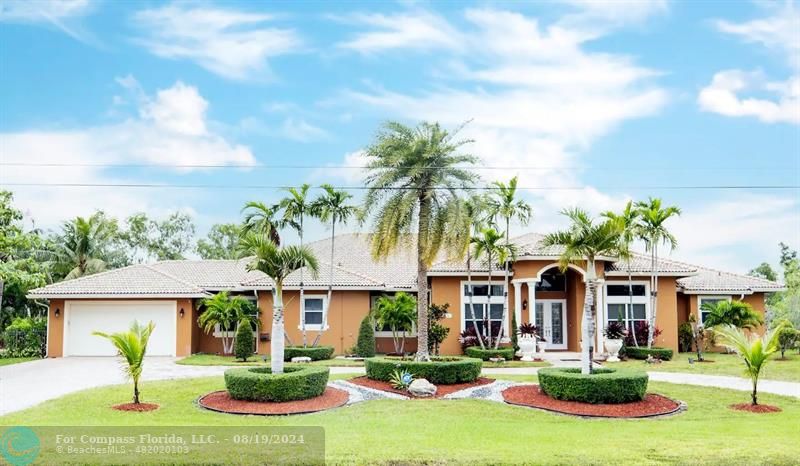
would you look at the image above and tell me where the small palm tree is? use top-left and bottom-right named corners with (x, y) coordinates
top-left (603, 201), bottom-right (641, 346)
top-left (363, 121), bottom-right (477, 361)
top-left (635, 197), bottom-right (681, 349)
top-left (374, 292), bottom-right (417, 354)
top-left (542, 208), bottom-right (627, 374)
top-left (93, 320), bottom-right (155, 404)
top-left (240, 233), bottom-right (318, 374)
top-left (241, 201), bottom-right (283, 245)
top-left (198, 291), bottom-right (258, 354)
top-left (471, 227), bottom-right (516, 348)
top-left (310, 184), bottom-right (360, 347)
top-left (279, 184), bottom-right (313, 346)
top-left (714, 324), bottom-right (784, 405)
top-left (702, 301), bottom-right (764, 330)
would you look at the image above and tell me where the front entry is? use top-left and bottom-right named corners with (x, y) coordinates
top-left (534, 300), bottom-right (567, 350)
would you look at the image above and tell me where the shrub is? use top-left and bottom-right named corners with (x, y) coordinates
top-left (678, 322), bottom-right (693, 353)
top-left (775, 320), bottom-right (798, 359)
top-left (511, 313), bottom-right (519, 353)
top-left (224, 365), bottom-right (329, 402)
top-left (365, 356), bottom-right (482, 384)
top-left (464, 346), bottom-right (515, 361)
top-left (624, 322), bottom-right (662, 347)
top-left (622, 346), bottom-right (674, 361)
top-left (603, 321), bottom-right (627, 340)
top-left (537, 367), bottom-right (648, 404)
top-left (459, 327), bottom-right (481, 351)
top-left (1, 317), bottom-right (46, 358)
top-left (283, 346), bottom-right (335, 361)
top-left (234, 319), bottom-right (254, 362)
top-left (428, 303), bottom-right (451, 356)
top-left (389, 369), bottom-right (414, 389)
top-left (355, 314), bottom-right (376, 358)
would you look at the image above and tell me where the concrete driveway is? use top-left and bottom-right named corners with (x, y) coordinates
top-left (0, 357), bottom-right (229, 416)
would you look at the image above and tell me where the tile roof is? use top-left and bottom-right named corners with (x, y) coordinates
top-left (677, 266), bottom-right (785, 293)
top-left (605, 253), bottom-right (698, 274)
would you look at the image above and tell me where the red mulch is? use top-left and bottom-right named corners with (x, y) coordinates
top-left (502, 385), bottom-right (681, 418)
top-left (348, 376), bottom-right (495, 398)
top-left (112, 402), bottom-right (159, 412)
top-left (729, 403), bottom-right (782, 413)
top-left (198, 388), bottom-right (348, 415)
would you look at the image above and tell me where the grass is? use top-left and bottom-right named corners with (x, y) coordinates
top-left (178, 353), bottom-right (549, 369)
top-left (0, 357), bottom-right (38, 366)
top-left (606, 352), bottom-right (800, 382)
top-left (3, 374), bottom-right (798, 465)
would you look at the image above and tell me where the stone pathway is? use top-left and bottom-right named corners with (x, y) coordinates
top-left (329, 380), bottom-right (408, 404)
top-left (443, 380), bottom-right (521, 402)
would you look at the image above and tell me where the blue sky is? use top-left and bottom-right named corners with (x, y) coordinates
top-left (1, 0), bottom-right (798, 273)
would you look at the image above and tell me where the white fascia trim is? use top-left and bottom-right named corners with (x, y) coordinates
top-left (515, 255), bottom-right (618, 262)
top-left (604, 271), bottom-right (697, 277)
top-left (26, 293), bottom-right (208, 299)
top-left (680, 290), bottom-right (754, 295)
top-left (427, 271), bottom-right (508, 277)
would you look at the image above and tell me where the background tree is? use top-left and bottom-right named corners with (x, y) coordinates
top-left (471, 227), bottom-right (516, 348)
top-left (701, 300), bottom-right (764, 330)
top-left (197, 223), bottom-right (242, 259)
top-left (120, 212), bottom-right (195, 262)
top-left (635, 198), bottom-right (681, 349)
top-left (310, 184), bottom-right (360, 347)
top-left (42, 212), bottom-right (121, 281)
top-left (774, 319), bottom-right (798, 359)
top-left (715, 323), bottom-right (784, 406)
top-left (542, 208), bottom-right (627, 374)
top-left (92, 320), bottom-right (155, 405)
top-left (363, 121), bottom-right (477, 361)
top-left (749, 262), bottom-right (778, 282)
top-left (374, 292), bottom-right (417, 354)
top-left (279, 184), bottom-right (313, 347)
top-left (603, 200), bottom-right (641, 346)
top-left (241, 201), bottom-right (283, 244)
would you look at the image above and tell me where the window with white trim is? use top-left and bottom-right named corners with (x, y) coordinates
top-left (605, 283), bottom-right (649, 331)
top-left (302, 295), bottom-right (328, 330)
top-left (698, 296), bottom-right (731, 324)
top-left (462, 282), bottom-right (506, 335)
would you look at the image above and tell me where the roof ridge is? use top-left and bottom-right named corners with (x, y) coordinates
top-left (30, 262), bottom-right (147, 291)
top-left (142, 264), bottom-right (207, 292)
top-left (687, 263), bottom-right (784, 286)
top-left (320, 259), bottom-right (384, 285)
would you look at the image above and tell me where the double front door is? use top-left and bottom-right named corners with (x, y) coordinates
top-left (534, 300), bottom-right (567, 350)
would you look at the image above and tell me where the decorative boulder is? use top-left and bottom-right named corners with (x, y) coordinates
top-left (291, 356), bottom-right (312, 363)
top-left (408, 378), bottom-right (437, 397)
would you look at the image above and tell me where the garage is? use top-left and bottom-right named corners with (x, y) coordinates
top-left (64, 301), bottom-right (177, 356)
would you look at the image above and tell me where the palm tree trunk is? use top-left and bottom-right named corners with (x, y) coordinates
top-left (629, 264), bottom-right (638, 347)
top-left (649, 242), bottom-right (659, 349)
top-left (648, 243), bottom-right (656, 349)
top-left (300, 215), bottom-right (306, 347)
top-left (582, 259), bottom-right (598, 375)
top-left (486, 253), bottom-right (493, 346)
top-left (751, 376), bottom-right (758, 405)
top-left (415, 194), bottom-right (432, 362)
top-left (271, 285), bottom-right (285, 374)
top-left (312, 218), bottom-right (336, 347)
top-left (466, 246), bottom-right (485, 349)
top-left (133, 377), bottom-right (140, 404)
top-left (496, 217), bottom-right (511, 349)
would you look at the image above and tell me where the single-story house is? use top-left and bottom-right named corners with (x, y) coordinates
top-left (29, 233), bottom-right (785, 357)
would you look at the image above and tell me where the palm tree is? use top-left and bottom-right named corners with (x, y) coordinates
top-left (240, 233), bottom-right (318, 374)
top-left (198, 291), bottom-right (259, 354)
top-left (487, 176), bottom-right (532, 347)
top-left (241, 201), bottom-right (283, 245)
top-left (702, 301), bottom-right (764, 330)
top-left (374, 292), bottom-right (417, 354)
top-left (279, 184), bottom-right (313, 347)
top-left (714, 324), bottom-right (784, 405)
top-left (44, 213), bottom-right (116, 280)
top-left (542, 208), bottom-right (627, 374)
top-left (635, 198), bottom-right (681, 349)
top-left (363, 121), bottom-right (477, 361)
top-left (310, 184), bottom-right (360, 347)
top-left (471, 227), bottom-right (516, 348)
top-left (93, 320), bottom-right (155, 404)
top-left (602, 201), bottom-right (641, 346)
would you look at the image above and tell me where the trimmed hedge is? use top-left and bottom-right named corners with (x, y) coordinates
top-left (538, 367), bottom-right (648, 404)
top-left (355, 315), bottom-right (376, 358)
top-left (465, 346), bottom-right (515, 361)
top-left (283, 346), bottom-right (335, 361)
top-left (622, 346), bottom-right (674, 361)
top-left (224, 364), bottom-right (329, 402)
top-left (365, 356), bottom-right (482, 384)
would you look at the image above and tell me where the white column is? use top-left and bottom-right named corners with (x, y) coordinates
top-left (513, 281), bottom-right (522, 328)
top-left (527, 280), bottom-right (537, 324)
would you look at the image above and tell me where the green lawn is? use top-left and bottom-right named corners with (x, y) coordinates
top-left (177, 354), bottom-right (549, 369)
top-left (0, 357), bottom-right (38, 366)
top-left (3, 374), bottom-right (798, 465)
top-left (605, 352), bottom-right (800, 382)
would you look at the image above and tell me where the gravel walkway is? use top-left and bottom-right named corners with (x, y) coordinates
top-left (329, 380), bottom-right (408, 404)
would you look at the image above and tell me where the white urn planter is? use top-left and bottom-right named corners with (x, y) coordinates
top-left (518, 335), bottom-right (537, 362)
top-left (605, 339), bottom-right (623, 362)
top-left (537, 341), bottom-right (548, 355)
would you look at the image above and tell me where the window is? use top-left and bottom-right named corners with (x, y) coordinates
top-left (535, 271), bottom-right (566, 292)
top-left (605, 282), bottom-right (649, 331)
top-left (302, 295), bottom-right (328, 330)
top-left (462, 282), bottom-right (507, 337)
top-left (699, 296), bottom-right (731, 324)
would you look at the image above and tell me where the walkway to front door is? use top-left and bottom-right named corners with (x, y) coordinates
top-left (534, 300), bottom-right (567, 350)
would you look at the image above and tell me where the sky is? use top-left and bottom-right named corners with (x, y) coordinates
top-left (0, 0), bottom-right (798, 274)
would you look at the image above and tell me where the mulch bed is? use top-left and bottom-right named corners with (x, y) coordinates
top-left (112, 402), bottom-right (159, 412)
top-left (729, 403), bottom-right (782, 413)
top-left (502, 385), bottom-right (682, 418)
top-left (348, 376), bottom-right (495, 398)
top-left (198, 388), bottom-right (348, 415)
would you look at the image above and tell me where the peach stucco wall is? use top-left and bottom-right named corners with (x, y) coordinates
top-left (46, 299), bottom-right (65, 357)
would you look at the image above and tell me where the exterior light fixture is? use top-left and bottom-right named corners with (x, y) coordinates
top-left (179, 308), bottom-right (185, 318)
top-left (522, 299), bottom-right (528, 310)
top-left (55, 308), bottom-right (60, 318)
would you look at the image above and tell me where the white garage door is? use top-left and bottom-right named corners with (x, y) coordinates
top-left (65, 301), bottom-right (177, 356)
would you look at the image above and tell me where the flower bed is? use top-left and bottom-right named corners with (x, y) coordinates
top-left (224, 364), bottom-right (329, 402)
top-left (537, 367), bottom-right (648, 404)
top-left (464, 346), bottom-right (515, 361)
top-left (283, 346), bottom-right (335, 361)
top-left (622, 346), bottom-right (674, 361)
top-left (199, 387), bottom-right (348, 415)
top-left (348, 376), bottom-right (494, 398)
top-left (365, 356), bottom-right (482, 384)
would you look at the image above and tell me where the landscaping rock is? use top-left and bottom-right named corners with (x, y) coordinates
top-left (408, 378), bottom-right (437, 397)
top-left (291, 356), bottom-right (312, 363)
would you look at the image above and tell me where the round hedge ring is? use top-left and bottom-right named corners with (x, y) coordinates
top-left (224, 364), bottom-right (330, 402)
top-left (537, 367), bottom-right (648, 404)
top-left (365, 356), bottom-right (482, 384)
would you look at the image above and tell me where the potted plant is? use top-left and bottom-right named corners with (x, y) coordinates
top-left (603, 321), bottom-right (627, 362)
top-left (517, 322), bottom-right (539, 362)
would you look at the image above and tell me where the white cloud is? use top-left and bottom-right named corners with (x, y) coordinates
top-left (334, 10), bottom-right (463, 54)
top-left (715, 2), bottom-right (800, 69)
top-left (0, 0), bottom-right (96, 43)
top-left (131, 4), bottom-right (303, 80)
top-left (280, 117), bottom-right (330, 142)
top-left (311, 150), bottom-right (368, 184)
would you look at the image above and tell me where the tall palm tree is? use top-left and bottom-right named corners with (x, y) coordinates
top-left (487, 176), bottom-right (532, 346)
top-left (43, 213), bottom-right (116, 280)
top-left (542, 208), bottom-right (627, 374)
top-left (471, 227), bottom-right (516, 348)
top-left (635, 198), bottom-right (681, 349)
top-left (279, 184), bottom-right (313, 347)
top-left (93, 320), bottom-right (155, 404)
top-left (241, 201), bottom-right (283, 245)
top-left (363, 121), bottom-right (477, 361)
top-left (239, 233), bottom-right (318, 374)
top-left (310, 184), bottom-right (360, 347)
top-left (602, 201), bottom-right (641, 346)
top-left (715, 323), bottom-right (784, 405)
